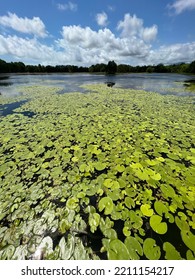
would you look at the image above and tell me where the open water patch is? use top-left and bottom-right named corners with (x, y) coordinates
top-left (0, 100), bottom-right (36, 117)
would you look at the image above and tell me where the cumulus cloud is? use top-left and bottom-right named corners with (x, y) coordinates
top-left (0, 12), bottom-right (194, 66)
top-left (147, 42), bottom-right (195, 64)
top-left (95, 12), bottom-right (108, 27)
top-left (117, 13), bottom-right (158, 42)
top-left (58, 24), bottom-right (151, 62)
top-left (0, 34), bottom-right (66, 65)
top-left (168, 0), bottom-right (195, 14)
top-left (0, 12), bottom-right (47, 37)
top-left (57, 2), bottom-right (77, 12)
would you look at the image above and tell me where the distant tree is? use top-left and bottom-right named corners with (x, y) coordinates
top-left (106, 60), bottom-right (117, 74)
top-left (0, 59), bottom-right (9, 73)
top-left (117, 64), bottom-right (131, 73)
top-left (154, 63), bottom-right (167, 73)
top-left (188, 60), bottom-right (195, 74)
top-left (146, 66), bottom-right (155, 73)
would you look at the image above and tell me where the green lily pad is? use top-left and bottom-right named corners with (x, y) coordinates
top-left (94, 162), bottom-right (107, 171)
top-left (150, 172), bottom-right (161, 181)
top-left (123, 226), bottom-right (131, 237)
top-left (58, 235), bottom-right (74, 260)
top-left (163, 242), bottom-right (182, 260)
top-left (0, 245), bottom-right (15, 260)
top-left (143, 238), bottom-right (161, 260)
top-left (98, 197), bottom-right (114, 215)
top-left (181, 231), bottom-right (195, 252)
top-left (66, 197), bottom-right (79, 210)
top-left (154, 201), bottom-right (168, 216)
top-left (150, 215), bottom-right (168, 234)
top-left (140, 204), bottom-right (154, 217)
top-left (125, 236), bottom-right (143, 260)
top-left (89, 213), bottom-right (100, 233)
top-left (107, 239), bottom-right (130, 260)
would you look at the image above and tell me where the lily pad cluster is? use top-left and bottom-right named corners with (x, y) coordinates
top-left (0, 84), bottom-right (194, 260)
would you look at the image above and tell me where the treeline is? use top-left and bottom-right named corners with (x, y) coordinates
top-left (0, 59), bottom-right (195, 74)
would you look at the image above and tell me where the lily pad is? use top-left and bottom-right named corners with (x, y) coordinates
top-left (150, 215), bottom-right (168, 234)
top-left (107, 239), bottom-right (130, 260)
top-left (125, 236), bottom-right (143, 260)
top-left (98, 197), bottom-right (114, 215)
top-left (181, 231), bottom-right (195, 252)
top-left (140, 204), bottom-right (154, 217)
top-left (143, 238), bottom-right (161, 260)
top-left (89, 213), bottom-right (100, 233)
top-left (163, 242), bottom-right (182, 260)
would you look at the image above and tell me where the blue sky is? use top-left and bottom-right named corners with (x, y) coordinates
top-left (0, 0), bottom-right (195, 66)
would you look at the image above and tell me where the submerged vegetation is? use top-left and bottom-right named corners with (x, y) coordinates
top-left (0, 84), bottom-right (195, 260)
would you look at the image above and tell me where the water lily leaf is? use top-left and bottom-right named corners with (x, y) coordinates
top-left (125, 236), bottom-right (143, 260)
top-left (143, 238), bottom-right (161, 260)
top-left (66, 197), bottom-right (79, 210)
top-left (107, 239), bottom-right (130, 260)
top-left (89, 213), bottom-right (100, 233)
top-left (59, 219), bottom-right (71, 234)
top-left (124, 197), bottom-right (135, 209)
top-left (154, 201), bottom-right (168, 216)
top-left (175, 216), bottom-right (190, 231)
top-left (163, 242), bottom-right (182, 260)
top-left (58, 235), bottom-right (74, 260)
top-left (150, 172), bottom-right (161, 181)
top-left (186, 250), bottom-right (195, 260)
top-left (140, 204), bottom-right (154, 217)
top-left (134, 169), bottom-right (149, 181)
top-left (146, 159), bottom-right (158, 166)
top-left (103, 228), bottom-right (117, 240)
top-left (12, 245), bottom-right (28, 260)
top-left (160, 185), bottom-right (176, 197)
top-left (181, 231), bottom-right (195, 252)
top-left (39, 236), bottom-right (53, 257)
top-left (130, 163), bottom-right (142, 169)
top-left (79, 163), bottom-right (87, 173)
top-left (150, 215), bottom-right (167, 234)
top-left (156, 157), bottom-right (165, 162)
top-left (0, 245), bottom-right (15, 260)
top-left (94, 162), bottom-right (107, 171)
top-left (33, 219), bottom-right (47, 235)
top-left (123, 226), bottom-right (131, 237)
top-left (98, 197), bottom-right (114, 215)
top-left (115, 164), bottom-right (125, 172)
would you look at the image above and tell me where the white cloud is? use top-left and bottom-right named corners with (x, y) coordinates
top-left (0, 12), bottom-right (47, 37)
top-left (0, 34), bottom-right (66, 64)
top-left (141, 26), bottom-right (158, 42)
top-left (168, 0), bottom-right (195, 14)
top-left (147, 42), bottom-right (195, 64)
top-left (96, 12), bottom-right (108, 27)
top-left (57, 2), bottom-right (77, 12)
top-left (57, 24), bottom-right (152, 64)
top-left (117, 13), bottom-right (158, 42)
top-left (0, 12), bottom-right (194, 67)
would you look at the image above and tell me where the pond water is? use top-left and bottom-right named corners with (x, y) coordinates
top-left (0, 72), bottom-right (194, 97)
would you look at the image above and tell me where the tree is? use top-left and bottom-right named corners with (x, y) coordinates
top-left (106, 60), bottom-right (117, 74)
top-left (188, 61), bottom-right (195, 74)
top-left (0, 59), bottom-right (9, 73)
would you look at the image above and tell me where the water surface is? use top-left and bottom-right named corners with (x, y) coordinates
top-left (0, 73), bottom-right (194, 97)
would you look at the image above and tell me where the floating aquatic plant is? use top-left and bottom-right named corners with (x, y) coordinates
top-left (0, 84), bottom-right (194, 260)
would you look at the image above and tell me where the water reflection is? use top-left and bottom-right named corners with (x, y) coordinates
top-left (0, 100), bottom-right (35, 117)
top-left (0, 73), bottom-right (194, 97)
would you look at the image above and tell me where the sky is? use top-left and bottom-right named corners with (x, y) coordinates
top-left (0, 0), bottom-right (195, 66)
